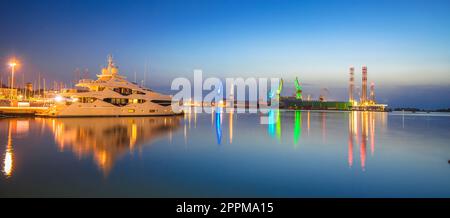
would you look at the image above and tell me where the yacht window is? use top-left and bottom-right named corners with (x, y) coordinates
top-left (113, 87), bottom-right (132, 96)
top-left (133, 90), bottom-right (146, 95)
top-left (151, 99), bottom-right (172, 107)
top-left (103, 98), bottom-right (130, 106)
top-left (131, 99), bottom-right (146, 104)
top-left (79, 97), bottom-right (97, 103)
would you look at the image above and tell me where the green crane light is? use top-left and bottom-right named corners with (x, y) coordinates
top-left (295, 77), bottom-right (302, 100)
top-left (276, 78), bottom-right (283, 98)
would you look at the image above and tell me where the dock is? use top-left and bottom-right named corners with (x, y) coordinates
top-left (0, 106), bottom-right (49, 116)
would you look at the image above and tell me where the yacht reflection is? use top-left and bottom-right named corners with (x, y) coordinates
top-left (348, 111), bottom-right (378, 171)
top-left (40, 116), bottom-right (181, 175)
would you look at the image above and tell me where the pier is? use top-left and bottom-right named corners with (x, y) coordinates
top-left (0, 106), bottom-right (48, 116)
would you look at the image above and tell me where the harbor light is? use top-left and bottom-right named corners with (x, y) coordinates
top-left (8, 61), bottom-right (17, 68)
top-left (8, 59), bottom-right (19, 99)
top-left (55, 95), bottom-right (63, 102)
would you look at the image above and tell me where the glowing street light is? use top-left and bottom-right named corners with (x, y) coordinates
top-left (8, 59), bottom-right (18, 99)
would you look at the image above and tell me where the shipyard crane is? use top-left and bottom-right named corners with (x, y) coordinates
top-left (319, 88), bottom-right (330, 102)
top-left (294, 77), bottom-right (302, 100)
top-left (275, 78), bottom-right (283, 99)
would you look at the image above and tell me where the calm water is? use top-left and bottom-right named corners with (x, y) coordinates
top-left (1, 110), bottom-right (450, 197)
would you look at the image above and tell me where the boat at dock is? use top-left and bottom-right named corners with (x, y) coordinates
top-left (37, 55), bottom-right (182, 117)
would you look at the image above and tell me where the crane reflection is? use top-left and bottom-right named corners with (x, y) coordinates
top-left (215, 108), bottom-right (223, 145)
top-left (267, 109), bottom-right (282, 139)
top-left (264, 110), bottom-right (379, 171)
top-left (293, 110), bottom-right (302, 146)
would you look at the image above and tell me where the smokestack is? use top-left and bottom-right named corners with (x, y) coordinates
top-left (370, 82), bottom-right (375, 102)
top-left (362, 65), bottom-right (367, 103)
top-left (349, 66), bottom-right (355, 103)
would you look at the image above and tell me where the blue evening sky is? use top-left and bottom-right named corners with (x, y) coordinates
top-left (0, 0), bottom-right (449, 108)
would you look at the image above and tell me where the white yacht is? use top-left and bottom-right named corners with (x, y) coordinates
top-left (39, 55), bottom-right (182, 117)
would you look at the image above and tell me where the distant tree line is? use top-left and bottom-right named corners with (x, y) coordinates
top-left (393, 108), bottom-right (450, 112)
top-left (435, 108), bottom-right (450, 112)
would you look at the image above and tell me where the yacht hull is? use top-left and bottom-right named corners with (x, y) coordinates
top-left (37, 101), bottom-right (183, 117)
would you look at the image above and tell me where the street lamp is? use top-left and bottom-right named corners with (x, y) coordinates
top-left (8, 60), bottom-right (18, 99)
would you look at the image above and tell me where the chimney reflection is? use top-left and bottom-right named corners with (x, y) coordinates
top-left (348, 111), bottom-right (378, 171)
top-left (40, 117), bottom-right (181, 176)
top-left (348, 112), bottom-right (354, 168)
top-left (370, 113), bottom-right (375, 156)
top-left (361, 112), bottom-right (368, 170)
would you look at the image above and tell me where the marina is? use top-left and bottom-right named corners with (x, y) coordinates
top-left (1, 56), bottom-right (181, 117)
top-left (0, 59), bottom-right (388, 116)
top-left (1, 110), bottom-right (450, 197)
top-left (1, 0), bottom-right (450, 211)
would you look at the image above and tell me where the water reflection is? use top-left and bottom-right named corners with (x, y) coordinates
top-left (229, 109), bottom-right (234, 144)
top-left (3, 110), bottom-right (450, 197)
top-left (267, 110), bottom-right (276, 137)
top-left (293, 110), bottom-right (302, 146)
top-left (0, 110), bottom-right (383, 178)
top-left (262, 110), bottom-right (381, 171)
top-left (39, 116), bottom-right (181, 175)
top-left (348, 111), bottom-right (378, 171)
top-left (307, 111), bottom-right (310, 136)
top-left (3, 121), bottom-right (13, 177)
top-left (215, 109), bottom-right (222, 145)
top-left (1, 119), bottom-right (32, 178)
top-left (267, 109), bottom-right (281, 139)
top-left (322, 112), bottom-right (327, 142)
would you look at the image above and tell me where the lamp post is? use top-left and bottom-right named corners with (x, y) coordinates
top-left (8, 61), bottom-right (17, 99)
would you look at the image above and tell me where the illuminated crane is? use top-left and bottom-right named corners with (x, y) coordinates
top-left (294, 77), bottom-right (302, 100)
top-left (268, 78), bottom-right (283, 102)
top-left (319, 88), bottom-right (329, 102)
top-left (275, 78), bottom-right (283, 99)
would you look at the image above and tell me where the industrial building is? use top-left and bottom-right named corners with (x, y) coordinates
top-left (280, 65), bottom-right (387, 111)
